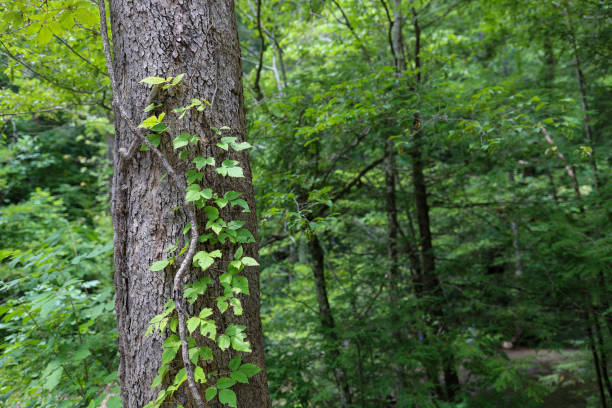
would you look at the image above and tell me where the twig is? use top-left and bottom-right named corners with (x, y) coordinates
top-left (54, 34), bottom-right (102, 72)
top-left (0, 39), bottom-right (94, 94)
top-left (97, 1), bottom-right (204, 406)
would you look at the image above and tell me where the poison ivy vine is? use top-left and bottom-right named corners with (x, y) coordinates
top-left (140, 80), bottom-right (261, 408)
top-left (97, 1), bottom-right (261, 407)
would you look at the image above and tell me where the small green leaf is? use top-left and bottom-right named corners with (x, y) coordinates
top-left (199, 346), bottom-right (213, 360)
top-left (161, 346), bottom-right (179, 364)
top-left (227, 167), bottom-right (244, 178)
top-left (189, 347), bottom-right (199, 364)
top-left (229, 355), bottom-right (242, 371)
top-left (205, 206), bottom-right (219, 222)
top-left (173, 132), bottom-right (191, 149)
top-left (234, 246), bottom-right (243, 259)
top-left (194, 365), bottom-right (206, 383)
top-left (239, 363), bottom-right (262, 378)
top-left (219, 389), bottom-right (237, 408)
top-left (230, 371), bottom-right (248, 383)
top-left (147, 133), bottom-right (161, 147)
top-left (216, 377), bottom-right (236, 389)
top-left (200, 321), bottom-right (217, 339)
top-left (217, 299), bottom-right (229, 313)
top-left (150, 123), bottom-right (168, 133)
top-left (231, 337), bottom-right (251, 352)
top-left (205, 387), bottom-right (217, 401)
top-left (139, 115), bottom-right (159, 129)
top-left (231, 199), bottom-right (250, 212)
top-left (232, 276), bottom-right (249, 295)
top-left (172, 73), bottom-right (185, 85)
top-left (220, 137), bottom-right (237, 145)
top-left (241, 257), bottom-right (259, 266)
top-left (217, 334), bottom-right (230, 350)
top-left (187, 317), bottom-right (201, 333)
top-left (43, 367), bottom-right (63, 390)
top-left (140, 76), bottom-right (167, 85)
top-left (199, 308), bottom-right (213, 319)
top-left (162, 335), bottom-right (181, 348)
top-left (150, 259), bottom-right (170, 271)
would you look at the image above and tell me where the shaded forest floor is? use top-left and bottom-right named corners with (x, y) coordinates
top-left (506, 348), bottom-right (593, 408)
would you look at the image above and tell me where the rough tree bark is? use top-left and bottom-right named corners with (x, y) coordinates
top-left (106, 1), bottom-right (270, 406)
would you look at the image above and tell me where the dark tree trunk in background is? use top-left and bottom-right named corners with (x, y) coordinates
top-left (108, 1), bottom-right (270, 406)
top-left (308, 233), bottom-right (352, 408)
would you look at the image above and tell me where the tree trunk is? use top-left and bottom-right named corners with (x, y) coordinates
top-left (107, 1), bottom-right (270, 406)
top-left (385, 138), bottom-right (407, 398)
top-left (308, 233), bottom-right (352, 407)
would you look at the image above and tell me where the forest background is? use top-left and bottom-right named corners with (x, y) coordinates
top-left (0, 0), bottom-right (611, 407)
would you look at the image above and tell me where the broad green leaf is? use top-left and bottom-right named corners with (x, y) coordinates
top-left (187, 317), bottom-right (201, 333)
top-left (230, 371), bottom-right (248, 384)
top-left (217, 334), bottom-right (230, 350)
top-left (205, 206), bottom-right (219, 222)
top-left (140, 77), bottom-right (167, 84)
top-left (150, 259), bottom-right (170, 271)
top-left (219, 389), bottom-right (237, 408)
top-left (161, 346), bottom-right (179, 364)
top-left (234, 246), bottom-right (244, 259)
top-left (227, 166), bottom-right (244, 178)
top-left (205, 387), bottom-right (217, 402)
top-left (216, 377), bottom-right (236, 389)
top-left (194, 365), bottom-right (206, 383)
top-left (173, 133), bottom-right (190, 149)
top-left (231, 337), bottom-right (251, 352)
top-left (229, 355), bottom-right (242, 371)
top-left (241, 257), bottom-right (259, 266)
top-left (232, 276), bottom-right (249, 295)
top-left (239, 363), bottom-right (262, 378)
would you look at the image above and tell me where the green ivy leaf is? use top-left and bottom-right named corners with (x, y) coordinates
top-left (227, 166), bottom-right (244, 178)
top-left (162, 334), bottom-right (181, 348)
top-left (232, 276), bottom-right (249, 295)
top-left (193, 156), bottom-right (215, 170)
top-left (239, 363), bottom-right (262, 378)
top-left (231, 199), bottom-right (250, 212)
top-left (219, 389), bottom-right (237, 408)
top-left (241, 257), bottom-right (259, 266)
top-left (230, 371), bottom-right (248, 383)
top-left (217, 299), bottom-right (229, 313)
top-left (234, 246), bottom-right (244, 259)
top-left (199, 308), bottom-right (213, 319)
top-left (205, 206), bottom-right (219, 222)
top-left (229, 355), bottom-right (242, 371)
top-left (205, 387), bottom-right (217, 402)
top-left (189, 347), bottom-right (199, 364)
top-left (172, 73), bottom-right (185, 85)
top-left (187, 317), bottom-right (201, 333)
top-left (200, 321), bottom-right (217, 340)
top-left (217, 334), bottom-right (230, 350)
top-left (199, 346), bottom-right (213, 361)
top-left (194, 365), bottom-right (206, 383)
top-left (216, 377), bottom-right (236, 389)
top-left (161, 346), bottom-right (179, 364)
top-left (140, 76), bottom-right (167, 85)
top-left (232, 141), bottom-right (252, 151)
top-left (150, 259), bottom-right (170, 271)
top-left (173, 132), bottom-right (190, 149)
top-left (231, 337), bottom-right (251, 352)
